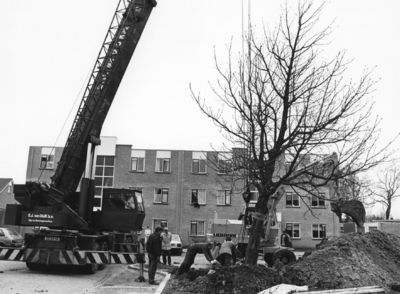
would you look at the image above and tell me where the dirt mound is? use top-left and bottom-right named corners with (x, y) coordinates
top-left (284, 230), bottom-right (400, 293)
top-left (162, 231), bottom-right (400, 294)
top-left (163, 264), bottom-right (290, 294)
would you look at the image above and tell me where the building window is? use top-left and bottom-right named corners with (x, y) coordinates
top-left (40, 147), bottom-right (55, 169)
top-left (154, 188), bottom-right (168, 204)
top-left (286, 192), bottom-right (300, 207)
top-left (131, 150), bottom-right (145, 172)
top-left (285, 223), bottom-right (301, 239)
top-left (94, 156), bottom-right (115, 208)
top-left (311, 193), bottom-right (325, 207)
top-left (217, 190), bottom-right (231, 205)
top-left (190, 220), bottom-right (205, 236)
top-left (192, 151), bottom-right (207, 174)
top-left (312, 224), bottom-right (326, 239)
top-left (218, 152), bottom-right (232, 174)
top-left (153, 219), bottom-right (168, 229)
top-left (155, 151), bottom-right (171, 172)
top-left (191, 189), bottom-right (206, 205)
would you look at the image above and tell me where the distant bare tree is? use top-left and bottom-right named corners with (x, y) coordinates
top-left (192, 1), bottom-right (394, 265)
top-left (370, 163), bottom-right (400, 220)
top-left (338, 174), bottom-right (373, 207)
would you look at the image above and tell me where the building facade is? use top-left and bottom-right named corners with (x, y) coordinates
top-left (24, 137), bottom-right (340, 249)
top-left (0, 178), bottom-right (15, 227)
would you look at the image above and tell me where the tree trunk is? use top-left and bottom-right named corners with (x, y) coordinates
top-left (386, 204), bottom-right (391, 220)
top-left (244, 218), bottom-right (265, 265)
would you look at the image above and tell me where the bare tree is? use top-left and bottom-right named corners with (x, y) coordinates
top-left (370, 163), bottom-right (400, 220)
top-left (338, 174), bottom-right (373, 206)
top-left (192, 1), bottom-right (394, 265)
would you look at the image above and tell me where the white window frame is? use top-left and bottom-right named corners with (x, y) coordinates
top-left (190, 220), bottom-right (205, 236)
top-left (217, 190), bottom-right (232, 206)
top-left (311, 193), bottom-right (326, 207)
top-left (154, 188), bottom-right (169, 204)
top-left (94, 156), bottom-right (115, 210)
top-left (286, 192), bottom-right (300, 207)
top-left (153, 219), bottom-right (168, 230)
top-left (192, 152), bottom-right (207, 174)
top-left (218, 152), bottom-right (232, 174)
top-left (312, 224), bottom-right (326, 239)
top-left (191, 189), bottom-right (206, 205)
top-left (131, 150), bottom-right (145, 172)
top-left (40, 147), bottom-right (55, 169)
top-left (285, 223), bottom-right (301, 239)
top-left (155, 151), bottom-right (171, 172)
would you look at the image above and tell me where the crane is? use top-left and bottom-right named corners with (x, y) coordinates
top-left (1, 0), bottom-right (157, 276)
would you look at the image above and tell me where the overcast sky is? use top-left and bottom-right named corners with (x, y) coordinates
top-left (1, 1), bottom-right (399, 216)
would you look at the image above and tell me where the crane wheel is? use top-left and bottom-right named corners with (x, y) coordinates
top-left (26, 262), bottom-right (45, 271)
top-left (272, 249), bottom-right (296, 266)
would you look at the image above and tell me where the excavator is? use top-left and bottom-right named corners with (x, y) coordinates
top-left (208, 153), bottom-right (367, 267)
top-left (0, 0), bottom-right (156, 276)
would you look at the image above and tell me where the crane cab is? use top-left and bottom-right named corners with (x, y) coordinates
top-left (98, 188), bottom-right (145, 232)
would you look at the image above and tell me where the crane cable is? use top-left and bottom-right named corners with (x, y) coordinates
top-left (239, 0), bottom-right (252, 245)
top-left (37, 59), bottom-right (96, 182)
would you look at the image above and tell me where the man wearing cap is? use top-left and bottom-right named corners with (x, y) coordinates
top-left (160, 227), bottom-right (172, 265)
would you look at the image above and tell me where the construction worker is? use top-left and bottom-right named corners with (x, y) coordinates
top-left (216, 237), bottom-right (236, 266)
top-left (145, 226), bottom-right (163, 285)
top-left (281, 229), bottom-right (293, 248)
top-left (177, 242), bottom-right (220, 275)
top-left (161, 227), bottom-right (172, 265)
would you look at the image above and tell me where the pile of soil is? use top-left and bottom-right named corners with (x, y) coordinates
top-left (283, 230), bottom-right (400, 293)
top-left (162, 230), bottom-right (400, 294)
top-left (162, 264), bottom-right (290, 294)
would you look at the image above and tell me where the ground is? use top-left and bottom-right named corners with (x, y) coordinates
top-left (161, 230), bottom-right (400, 294)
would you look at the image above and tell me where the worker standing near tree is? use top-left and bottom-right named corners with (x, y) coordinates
top-left (146, 226), bottom-right (163, 285)
top-left (216, 237), bottom-right (237, 266)
top-left (161, 227), bottom-right (172, 265)
top-left (177, 242), bottom-right (220, 275)
top-left (281, 230), bottom-right (293, 248)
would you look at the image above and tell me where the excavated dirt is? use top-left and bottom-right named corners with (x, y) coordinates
top-left (162, 264), bottom-right (290, 294)
top-left (161, 230), bottom-right (400, 294)
top-left (284, 230), bottom-right (400, 293)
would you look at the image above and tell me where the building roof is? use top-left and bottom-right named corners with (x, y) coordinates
top-left (0, 178), bottom-right (12, 193)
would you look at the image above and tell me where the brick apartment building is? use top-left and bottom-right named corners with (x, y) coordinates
top-left (24, 136), bottom-right (340, 249)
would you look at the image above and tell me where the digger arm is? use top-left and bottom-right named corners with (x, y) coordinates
top-left (331, 198), bottom-right (366, 228)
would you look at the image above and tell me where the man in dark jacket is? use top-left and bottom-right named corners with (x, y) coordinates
top-left (177, 242), bottom-right (219, 275)
top-left (217, 237), bottom-right (236, 266)
top-left (145, 227), bottom-right (163, 284)
top-left (281, 230), bottom-right (293, 248)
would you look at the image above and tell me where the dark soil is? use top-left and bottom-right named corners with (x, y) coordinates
top-left (162, 264), bottom-right (290, 294)
top-left (284, 230), bottom-right (400, 293)
top-left (162, 230), bottom-right (400, 294)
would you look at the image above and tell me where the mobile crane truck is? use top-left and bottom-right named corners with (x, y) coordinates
top-left (0, 0), bottom-right (156, 276)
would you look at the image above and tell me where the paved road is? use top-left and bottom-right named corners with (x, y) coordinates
top-left (0, 260), bottom-right (164, 294)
